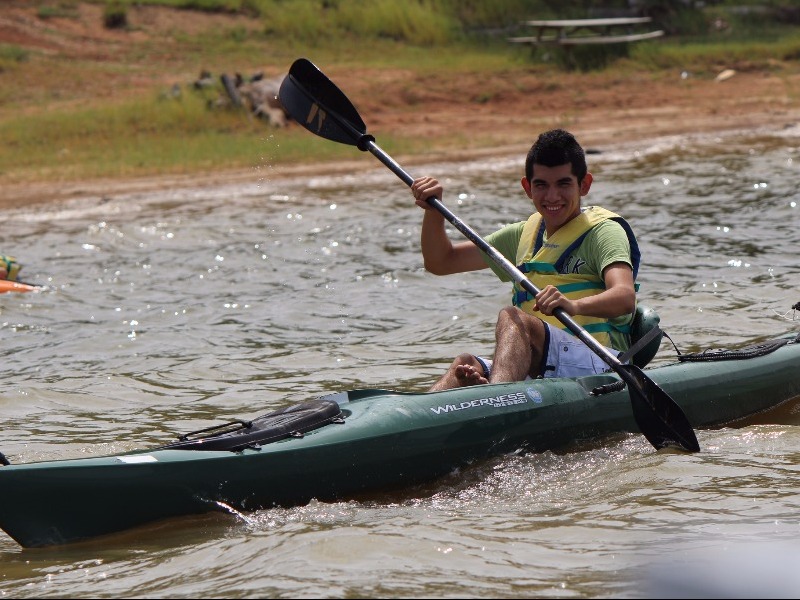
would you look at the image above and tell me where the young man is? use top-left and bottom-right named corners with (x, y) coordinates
top-left (410, 129), bottom-right (640, 391)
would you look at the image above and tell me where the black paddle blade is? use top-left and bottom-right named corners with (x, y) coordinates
top-left (279, 58), bottom-right (374, 150)
top-left (619, 364), bottom-right (700, 452)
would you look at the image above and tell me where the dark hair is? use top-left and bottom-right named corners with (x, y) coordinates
top-left (525, 129), bottom-right (587, 183)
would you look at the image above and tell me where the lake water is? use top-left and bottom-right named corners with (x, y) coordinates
top-left (1, 126), bottom-right (799, 598)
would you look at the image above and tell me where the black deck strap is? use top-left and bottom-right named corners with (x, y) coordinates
top-left (792, 301), bottom-right (800, 311)
top-left (160, 398), bottom-right (344, 452)
top-left (0, 451), bottom-right (9, 466)
top-left (176, 419), bottom-right (253, 442)
top-left (678, 337), bottom-right (789, 362)
top-left (618, 325), bottom-right (663, 365)
top-left (591, 380), bottom-right (627, 396)
top-left (660, 330), bottom-right (684, 357)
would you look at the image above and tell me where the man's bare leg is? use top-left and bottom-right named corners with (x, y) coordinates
top-left (427, 307), bottom-right (546, 391)
top-left (488, 307), bottom-right (547, 383)
top-left (428, 353), bottom-right (488, 392)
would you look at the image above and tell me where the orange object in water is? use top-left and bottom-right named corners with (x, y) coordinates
top-left (0, 280), bottom-right (36, 294)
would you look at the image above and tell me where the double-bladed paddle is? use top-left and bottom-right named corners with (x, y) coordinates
top-left (278, 58), bottom-right (700, 453)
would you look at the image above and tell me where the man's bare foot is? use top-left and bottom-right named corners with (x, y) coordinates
top-left (454, 364), bottom-right (488, 387)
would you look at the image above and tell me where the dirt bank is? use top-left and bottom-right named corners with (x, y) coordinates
top-left (2, 1), bottom-right (799, 209)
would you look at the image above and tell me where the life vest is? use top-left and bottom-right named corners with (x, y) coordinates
top-left (512, 206), bottom-right (641, 348)
top-left (0, 255), bottom-right (21, 281)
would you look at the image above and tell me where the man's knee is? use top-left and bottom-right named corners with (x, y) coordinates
top-left (447, 352), bottom-right (484, 375)
top-left (496, 305), bottom-right (523, 323)
top-left (452, 352), bottom-right (479, 367)
top-left (496, 306), bottom-right (543, 338)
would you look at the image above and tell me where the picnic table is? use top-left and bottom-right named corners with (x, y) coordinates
top-left (508, 17), bottom-right (664, 46)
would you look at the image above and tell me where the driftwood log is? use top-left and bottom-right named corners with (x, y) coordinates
top-left (236, 74), bottom-right (290, 127)
top-left (211, 71), bottom-right (290, 127)
top-left (191, 70), bottom-right (292, 128)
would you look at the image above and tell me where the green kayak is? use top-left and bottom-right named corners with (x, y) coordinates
top-left (1, 331), bottom-right (799, 548)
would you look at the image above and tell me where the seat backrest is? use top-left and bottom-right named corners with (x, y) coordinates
top-left (629, 303), bottom-right (663, 368)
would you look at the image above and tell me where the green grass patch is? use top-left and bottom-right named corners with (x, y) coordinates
top-left (0, 90), bottom-right (415, 182)
top-left (0, 44), bottom-right (30, 64)
top-left (37, 2), bottom-right (81, 19)
top-left (630, 34), bottom-right (800, 73)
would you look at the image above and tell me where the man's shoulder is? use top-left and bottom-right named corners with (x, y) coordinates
top-left (587, 218), bottom-right (628, 241)
top-left (581, 218), bottom-right (633, 271)
top-left (487, 220), bottom-right (526, 242)
top-left (483, 221), bottom-right (527, 276)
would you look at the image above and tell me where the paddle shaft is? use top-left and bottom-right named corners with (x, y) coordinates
top-left (367, 140), bottom-right (623, 370)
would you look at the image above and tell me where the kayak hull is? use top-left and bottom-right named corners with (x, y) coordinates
top-left (0, 280), bottom-right (36, 294)
top-left (1, 333), bottom-right (799, 547)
